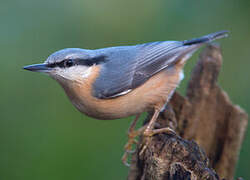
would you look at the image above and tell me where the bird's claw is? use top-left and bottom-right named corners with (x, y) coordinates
top-left (139, 127), bottom-right (176, 156)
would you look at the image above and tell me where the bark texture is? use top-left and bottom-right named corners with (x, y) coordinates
top-left (128, 44), bottom-right (248, 180)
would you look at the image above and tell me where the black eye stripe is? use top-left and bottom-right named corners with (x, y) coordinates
top-left (75, 55), bottom-right (107, 66)
top-left (64, 59), bottom-right (74, 67)
top-left (47, 59), bottom-right (74, 68)
top-left (75, 59), bottom-right (95, 66)
top-left (47, 55), bottom-right (107, 68)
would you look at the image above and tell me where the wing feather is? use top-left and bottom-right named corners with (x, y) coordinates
top-left (93, 41), bottom-right (198, 99)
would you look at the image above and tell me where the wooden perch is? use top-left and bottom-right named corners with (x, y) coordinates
top-left (128, 44), bottom-right (248, 180)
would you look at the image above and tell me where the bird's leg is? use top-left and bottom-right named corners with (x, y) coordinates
top-left (140, 108), bottom-right (175, 156)
top-left (122, 114), bottom-right (146, 166)
top-left (143, 109), bottom-right (161, 136)
top-left (122, 109), bottom-right (176, 165)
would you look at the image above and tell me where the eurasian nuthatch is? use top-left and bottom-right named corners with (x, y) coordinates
top-left (23, 31), bottom-right (228, 165)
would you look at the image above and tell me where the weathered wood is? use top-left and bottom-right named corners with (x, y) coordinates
top-left (128, 44), bottom-right (248, 180)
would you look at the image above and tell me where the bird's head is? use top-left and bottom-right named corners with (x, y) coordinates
top-left (23, 48), bottom-right (106, 84)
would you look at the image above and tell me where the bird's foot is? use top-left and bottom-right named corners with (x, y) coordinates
top-left (139, 127), bottom-right (176, 157)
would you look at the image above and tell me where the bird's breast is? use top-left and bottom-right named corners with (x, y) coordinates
top-left (60, 64), bottom-right (184, 120)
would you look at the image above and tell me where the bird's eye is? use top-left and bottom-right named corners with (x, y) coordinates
top-left (64, 59), bottom-right (74, 67)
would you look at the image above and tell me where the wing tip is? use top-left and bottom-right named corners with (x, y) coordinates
top-left (183, 30), bottom-right (229, 46)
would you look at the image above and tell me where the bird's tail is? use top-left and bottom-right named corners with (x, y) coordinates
top-left (183, 30), bottom-right (229, 46)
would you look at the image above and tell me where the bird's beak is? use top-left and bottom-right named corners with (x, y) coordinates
top-left (23, 63), bottom-right (52, 73)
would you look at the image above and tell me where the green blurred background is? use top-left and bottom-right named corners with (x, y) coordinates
top-left (1, 0), bottom-right (249, 179)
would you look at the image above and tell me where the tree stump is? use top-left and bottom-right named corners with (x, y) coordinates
top-left (128, 44), bottom-right (248, 180)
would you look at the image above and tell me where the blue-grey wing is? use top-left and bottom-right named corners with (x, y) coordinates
top-left (92, 31), bottom-right (228, 99)
top-left (92, 41), bottom-right (199, 99)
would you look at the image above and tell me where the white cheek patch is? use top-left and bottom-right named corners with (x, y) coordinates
top-left (51, 65), bottom-right (93, 82)
top-left (82, 66), bottom-right (93, 78)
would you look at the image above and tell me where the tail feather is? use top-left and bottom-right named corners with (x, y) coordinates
top-left (183, 30), bottom-right (229, 46)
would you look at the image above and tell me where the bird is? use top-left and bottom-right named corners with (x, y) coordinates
top-left (23, 30), bottom-right (228, 166)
